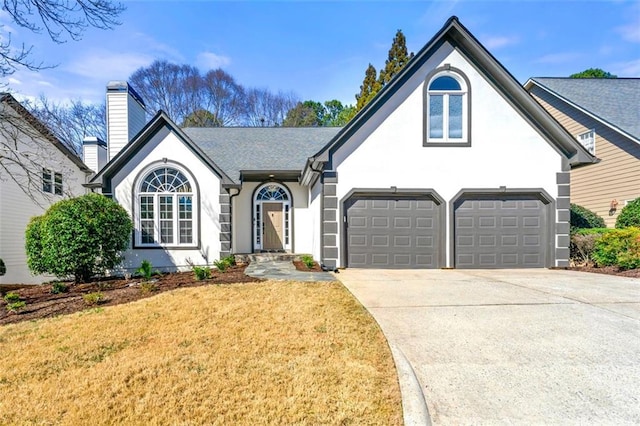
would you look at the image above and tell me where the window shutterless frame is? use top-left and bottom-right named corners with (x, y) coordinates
top-left (423, 65), bottom-right (471, 147)
top-left (134, 165), bottom-right (198, 248)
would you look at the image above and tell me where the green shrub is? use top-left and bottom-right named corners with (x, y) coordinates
top-left (213, 255), bottom-right (235, 272)
top-left (136, 260), bottom-right (153, 281)
top-left (592, 227), bottom-right (640, 269)
top-left (616, 198), bottom-right (640, 228)
top-left (3, 292), bottom-right (20, 303)
top-left (570, 228), bottom-right (614, 264)
top-left (570, 204), bottom-right (605, 232)
top-left (6, 301), bottom-right (26, 313)
top-left (83, 292), bottom-right (105, 306)
top-left (213, 259), bottom-right (228, 272)
top-left (300, 254), bottom-right (315, 269)
top-left (193, 266), bottom-right (212, 280)
top-left (0, 258), bottom-right (6, 276)
top-left (26, 193), bottom-right (133, 283)
top-left (50, 282), bottom-right (69, 294)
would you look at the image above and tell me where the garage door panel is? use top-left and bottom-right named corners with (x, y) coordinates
top-left (346, 196), bottom-right (441, 269)
top-left (454, 196), bottom-right (547, 268)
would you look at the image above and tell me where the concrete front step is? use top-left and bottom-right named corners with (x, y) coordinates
top-left (234, 253), bottom-right (309, 263)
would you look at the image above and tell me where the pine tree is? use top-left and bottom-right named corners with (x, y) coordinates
top-left (378, 29), bottom-right (414, 87)
top-left (355, 64), bottom-right (382, 112)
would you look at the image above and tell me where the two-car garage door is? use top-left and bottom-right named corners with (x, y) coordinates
top-left (344, 192), bottom-right (549, 269)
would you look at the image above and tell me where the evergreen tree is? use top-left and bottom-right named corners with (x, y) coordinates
top-left (378, 30), bottom-right (414, 87)
top-left (356, 64), bottom-right (382, 112)
top-left (570, 68), bottom-right (617, 78)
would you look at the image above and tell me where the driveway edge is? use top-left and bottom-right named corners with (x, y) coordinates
top-left (388, 342), bottom-right (431, 425)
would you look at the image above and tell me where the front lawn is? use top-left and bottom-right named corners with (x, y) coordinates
top-left (0, 281), bottom-right (402, 424)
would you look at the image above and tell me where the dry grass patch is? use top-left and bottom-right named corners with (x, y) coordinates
top-left (0, 281), bottom-right (401, 425)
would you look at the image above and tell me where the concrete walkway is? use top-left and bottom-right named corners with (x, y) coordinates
top-left (337, 268), bottom-right (640, 425)
top-left (244, 259), bottom-right (336, 282)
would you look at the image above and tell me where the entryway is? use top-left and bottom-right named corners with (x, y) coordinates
top-left (253, 183), bottom-right (291, 252)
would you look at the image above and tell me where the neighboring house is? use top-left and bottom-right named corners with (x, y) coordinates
top-left (90, 17), bottom-right (594, 271)
top-left (0, 93), bottom-right (92, 284)
top-left (525, 78), bottom-right (640, 227)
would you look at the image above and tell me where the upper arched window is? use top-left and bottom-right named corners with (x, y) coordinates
top-left (257, 184), bottom-right (289, 201)
top-left (424, 67), bottom-right (470, 145)
top-left (136, 166), bottom-right (196, 247)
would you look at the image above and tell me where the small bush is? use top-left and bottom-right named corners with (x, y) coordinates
top-left (300, 255), bottom-right (315, 269)
top-left (616, 198), bottom-right (640, 228)
top-left (570, 228), bottom-right (614, 265)
top-left (0, 258), bottom-right (6, 276)
top-left (6, 301), bottom-right (26, 313)
top-left (213, 256), bottom-right (235, 272)
top-left (570, 204), bottom-right (605, 232)
top-left (136, 260), bottom-right (153, 281)
top-left (592, 227), bottom-right (640, 269)
top-left (193, 266), bottom-right (212, 280)
top-left (50, 282), bottom-right (69, 294)
top-left (3, 292), bottom-right (21, 303)
top-left (83, 292), bottom-right (105, 306)
top-left (140, 281), bottom-right (158, 293)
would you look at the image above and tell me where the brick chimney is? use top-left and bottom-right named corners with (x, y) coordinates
top-left (106, 81), bottom-right (146, 162)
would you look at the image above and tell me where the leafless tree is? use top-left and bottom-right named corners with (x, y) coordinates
top-left (200, 69), bottom-right (246, 127)
top-left (25, 96), bottom-right (106, 154)
top-left (1, 0), bottom-right (124, 78)
top-left (244, 88), bottom-right (299, 127)
top-left (129, 60), bottom-right (201, 124)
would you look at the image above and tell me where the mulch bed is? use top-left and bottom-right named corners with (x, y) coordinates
top-left (293, 260), bottom-right (323, 272)
top-left (0, 264), bottom-right (262, 326)
top-left (559, 265), bottom-right (640, 278)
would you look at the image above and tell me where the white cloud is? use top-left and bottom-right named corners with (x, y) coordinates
top-left (617, 21), bottom-right (640, 43)
top-left (196, 51), bottom-right (231, 70)
top-left (482, 35), bottom-right (519, 50)
top-left (611, 58), bottom-right (640, 76)
top-left (65, 50), bottom-right (155, 81)
top-left (8, 77), bottom-right (21, 85)
top-left (535, 52), bottom-right (583, 64)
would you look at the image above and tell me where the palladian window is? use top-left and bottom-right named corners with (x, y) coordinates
top-left (136, 166), bottom-right (196, 247)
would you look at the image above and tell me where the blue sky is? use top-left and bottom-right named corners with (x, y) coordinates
top-left (4, 0), bottom-right (639, 107)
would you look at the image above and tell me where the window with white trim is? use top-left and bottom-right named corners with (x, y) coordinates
top-left (577, 129), bottom-right (596, 154)
top-left (136, 166), bottom-right (196, 247)
top-left (425, 70), bottom-right (469, 144)
top-left (42, 168), bottom-right (63, 195)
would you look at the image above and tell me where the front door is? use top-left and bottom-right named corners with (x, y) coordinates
top-left (263, 202), bottom-right (284, 250)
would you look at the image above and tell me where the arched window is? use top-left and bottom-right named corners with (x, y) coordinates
top-left (425, 67), bottom-right (470, 145)
top-left (136, 166), bottom-right (196, 247)
top-left (257, 184), bottom-right (289, 201)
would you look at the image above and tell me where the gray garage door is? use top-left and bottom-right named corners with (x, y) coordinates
top-left (454, 195), bottom-right (548, 268)
top-left (345, 195), bottom-right (441, 268)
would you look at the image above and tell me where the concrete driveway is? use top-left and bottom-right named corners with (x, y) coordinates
top-left (336, 268), bottom-right (640, 425)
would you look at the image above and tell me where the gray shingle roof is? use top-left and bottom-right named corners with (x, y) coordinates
top-left (531, 78), bottom-right (640, 140)
top-left (183, 127), bottom-right (341, 183)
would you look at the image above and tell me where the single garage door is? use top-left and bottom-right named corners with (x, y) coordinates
top-left (454, 195), bottom-right (548, 268)
top-left (345, 195), bottom-right (442, 268)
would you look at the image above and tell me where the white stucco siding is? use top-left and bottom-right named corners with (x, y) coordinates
top-left (332, 43), bottom-right (563, 267)
top-left (232, 181), bottom-right (314, 254)
top-left (109, 126), bottom-right (222, 272)
top-left (0, 111), bottom-right (88, 284)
